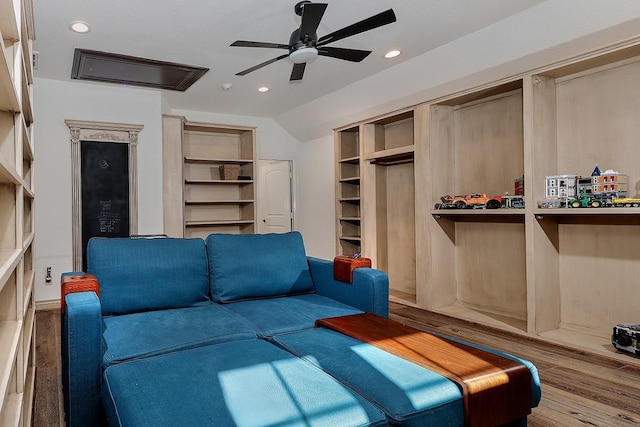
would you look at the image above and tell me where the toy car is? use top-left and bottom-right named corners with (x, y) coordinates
top-left (436, 193), bottom-right (503, 209)
top-left (611, 197), bottom-right (640, 207)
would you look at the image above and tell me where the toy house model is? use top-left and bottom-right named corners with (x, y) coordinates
top-left (577, 165), bottom-right (628, 197)
top-left (545, 175), bottom-right (577, 198)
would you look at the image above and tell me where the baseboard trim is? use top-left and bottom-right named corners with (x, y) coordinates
top-left (36, 299), bottom-right (60, 312)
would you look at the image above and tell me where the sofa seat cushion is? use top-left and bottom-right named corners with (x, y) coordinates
top-left (225, 293), bottom-right (363, 337)
top-left (88, 237), bottom-right (210, 316)
top-left (102, 304), bottom-right (257, 368)
top-left (272, 328), bottom-right (465, 427)
top-left (102, 339), bottom-right (388, 427)
top-left (206, 232), bottom-right (315, 302)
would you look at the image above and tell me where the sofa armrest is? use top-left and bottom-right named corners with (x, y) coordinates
top-left (62, 291), bottom-right (103, 427)
top-left (308, 256), bottom-right (389, 317)
top-left (61, 272), bottom-right (100, 313)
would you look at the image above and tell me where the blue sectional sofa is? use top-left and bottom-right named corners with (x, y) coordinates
top-left (61, 232), bottom-right (540, 427)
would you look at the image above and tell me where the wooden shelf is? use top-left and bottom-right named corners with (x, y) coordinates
top-left (0, 321), bottom-right (21, 410)
top-left (339, 217), bottom-right (361, 222)
top-left (537, 328), bottom-right (629, 363)
top-left (339, 177), bottom-right (360, 184)
top-left (338, 155), bottom-right (360, 164)
top-left (365, 145), bottom-right (415, 166)
top-left (534, 207), bottom-right (640, 216)
top-left (434, 303), bottom-right (527, 334)
top-left (20, 67), bottom-right (33, 125)
top-left (0, 39), bottom-right (19, 112)
top-left (431, 210), bottom-right (526, 227)
top-left (185, 220), bottom-right (255, 227)
top-left (339, 236), bottom-right (361, 242)
top-left (338, 197), bottom-right (360, 203)
top-left (184, 156), bottom-right (253, 165)
top-left (185, 179), bottom-right (253, 185)
top-left (432, 208), bottom-right (525, 216)
top-left (0, 1), bottom-right (19, 41)
top-left (22, 270), bottom-right (33, 316)
top-left (185, 199), bottom-right (254, 205)
top-left (0, 249), bottom-right (21, 294)
top-left (0, 157), bottom-right (21, 185)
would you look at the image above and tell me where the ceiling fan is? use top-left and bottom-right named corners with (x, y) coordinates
top-left (230, 1), bottom-right (396, 81)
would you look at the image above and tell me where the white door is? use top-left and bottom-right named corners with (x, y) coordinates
top-left (258, 160), bottom-right (293, 233)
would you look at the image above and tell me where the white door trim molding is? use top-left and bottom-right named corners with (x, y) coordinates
top-left (65, 119), bottom-right (143, 271)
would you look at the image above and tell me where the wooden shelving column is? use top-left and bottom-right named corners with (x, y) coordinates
top-left (0, 0), bottom-right (36, 425)
top-left (162, 116), bottom-right (257, 238)
top-left (335, 111), bottom-right (417, 304)
top-left (426, 81), bottom-right (527, 332)
top-left (526, 43), bottom-right (640, 358)
top-left (335, 125), bottom-right (362, 256)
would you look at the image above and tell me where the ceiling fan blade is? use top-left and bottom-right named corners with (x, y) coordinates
top-left (299, 3), bottom-right (327, 40)
top-left (317, 46), bottom-right (371, 62)
top-left (231, 40), bottom-right (289, 49)
top-left (290, 63), bottom-right (306, 81)
top-left (236, 54), bottom-right (289, 76)
top-left (317, 9), bottom-right (396, 46)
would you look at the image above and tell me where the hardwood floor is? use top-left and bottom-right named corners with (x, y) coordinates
top-left (389, 303), bottom-right (640, 426)
top-left (33, 309), bottom-right (64, 427)
top-left (34, 304), bottom-right (640, 426)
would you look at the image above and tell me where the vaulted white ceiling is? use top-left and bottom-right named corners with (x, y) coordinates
top-left (33, 1), bottom-right (544, 113)
top-left (33, 1), bottom-right (640, 141)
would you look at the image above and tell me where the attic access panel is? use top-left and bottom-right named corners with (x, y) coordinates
top-left (71, 48), bottom-right (209, 91)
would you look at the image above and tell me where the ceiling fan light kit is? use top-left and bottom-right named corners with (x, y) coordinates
top-left (231, 1), bottom-right (396, 81)
top-left (289, 47), bottom-right (318, 64)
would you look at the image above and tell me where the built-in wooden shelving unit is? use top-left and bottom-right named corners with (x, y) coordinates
top-left (162, 115), bottom-right (257, 239)
top-left (0, 0), bottom-right (36, 425)
top-left (335, 38), bottom-right (640, 363)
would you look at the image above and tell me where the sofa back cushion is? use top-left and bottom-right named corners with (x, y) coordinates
top-left (87, 237), bottom-right (210, 316)
top-left (206, 232), bottom-right (315, 303)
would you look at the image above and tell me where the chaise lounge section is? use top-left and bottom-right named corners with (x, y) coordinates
top-left (62, 231), bottom-right (540, 427)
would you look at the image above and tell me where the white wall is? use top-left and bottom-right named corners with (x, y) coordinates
top-left (33, 78), bottom-right (164, 302)
top-left (294, 135), bottom-right (335, 259)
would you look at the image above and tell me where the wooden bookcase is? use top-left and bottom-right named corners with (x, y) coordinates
top-left (336, 39), bottom-right (640, 362)
top-left (336, 110), bottom-right (417, 304)
top-left (335, 125), bottom-right (362, 256)
top-left (162, 116), bottom-right (256, 239)
top-left (0, 0), bottom-right (36, 425)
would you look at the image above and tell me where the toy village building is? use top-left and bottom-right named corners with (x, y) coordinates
top-left (546, 165), bottom-right (628, 199)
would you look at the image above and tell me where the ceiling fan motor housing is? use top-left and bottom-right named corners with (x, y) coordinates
top-left (294, 1), bottom-right (313, 17)
top-left (289, 27), bottom-right (318, 63)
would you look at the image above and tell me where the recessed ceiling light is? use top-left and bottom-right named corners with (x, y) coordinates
top-left (258, 86), bottom-right (269, 93)
top-left (384, 50), bottom-right (401, 59)
top-left (69, 21), bottom-right (91, 33)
